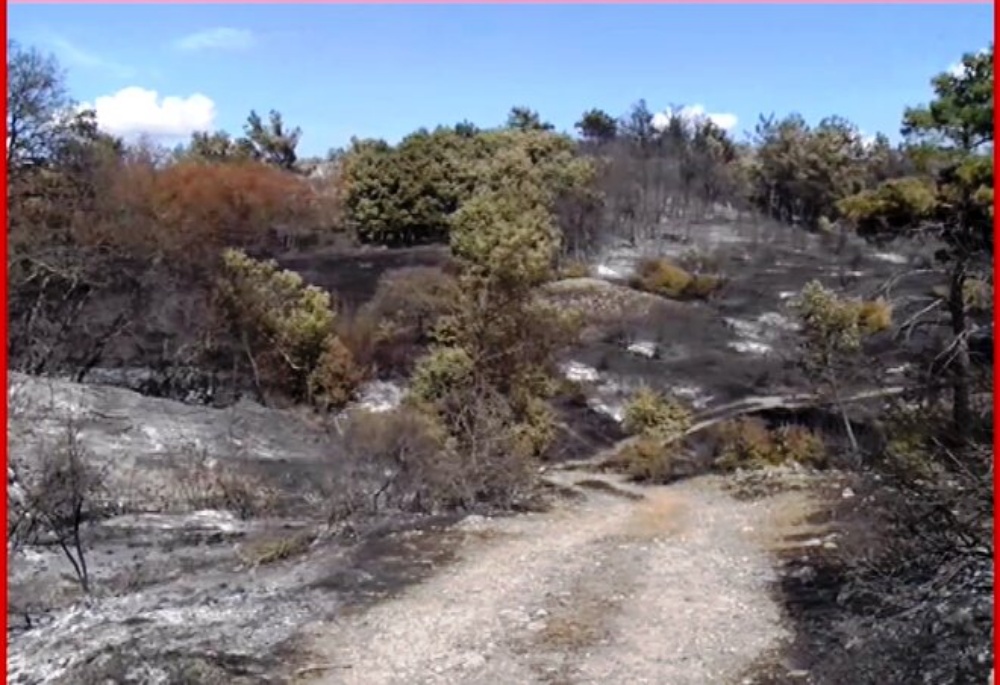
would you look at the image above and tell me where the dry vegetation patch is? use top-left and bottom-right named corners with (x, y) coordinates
top-left (631, 257), bottom-right (725, 301)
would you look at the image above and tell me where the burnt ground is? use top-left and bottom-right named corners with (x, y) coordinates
top-left (8, 217), bottom-right (981, 684)
top-left (275, 244), bottom-right (452, 311)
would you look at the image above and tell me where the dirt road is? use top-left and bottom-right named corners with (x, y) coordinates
top-left (298, 471), bottom-right (815, 685)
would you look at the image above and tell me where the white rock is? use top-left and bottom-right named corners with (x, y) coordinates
top-left (561, 361), bottom-right (600, 383)
top-left (626, 341), bottom-right (657, 358)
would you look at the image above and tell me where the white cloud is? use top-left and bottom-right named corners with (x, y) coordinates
top-left (174, 27), bottom-right (255, 52)
top-left (651, 104), bottom-right (738, 132)
top-left (84, 87), bottom-right (216, 139)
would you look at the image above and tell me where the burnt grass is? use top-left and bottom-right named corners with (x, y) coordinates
top-left (736, 463), bottom-right (993, 685)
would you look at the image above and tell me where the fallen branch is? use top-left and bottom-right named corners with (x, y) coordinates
top-left (556, 385), bottom-right (909, 472)
top-left (294, 663), bottom-right (353, 677)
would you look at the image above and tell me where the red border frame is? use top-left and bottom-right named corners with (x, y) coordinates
top-left (0, 4), bottom-right (996, 684)
top-left (992, 14), bottom-right (998, 685)
top-left (2, 0), bottom-right (10, 676)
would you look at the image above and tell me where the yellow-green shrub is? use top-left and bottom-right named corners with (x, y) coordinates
top-left (558, 259), bottom-right (591, 279)
top-left (633, 258), bottom-right (693, 298)
top-left (215, 249), bottom-right (362, 405)
top-left (622, 387), bottom-right (693, 439)
top-left (512, 396), bottom-right (558, 458)
top-left (632, 258), bottom-right (723, 300)
top-left (931, 279), bottom-right (993, 314)
top-left (409, 346), bottom-right (476, 404)
top-left (686, 274), bottom-right (725, 299)
top-left (217, 248), bottom-right (334, 361)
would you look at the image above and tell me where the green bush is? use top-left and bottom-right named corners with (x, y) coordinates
top-left (410, 346), bottom-right (476, 404)
top-left (622, 387), bottom-right (693, 439)
top-left (215, 248), bottom-right (361, 406)
top-left (512, 396), bottom-right (558, 458)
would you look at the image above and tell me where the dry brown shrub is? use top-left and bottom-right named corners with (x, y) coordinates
top-left (344, 267), bottom-right (462, 376)
top-left (631, 257), bottom-right (724, 300)
top-left (713, 417), bottom-right (780, 470)
top-left (151, 161), bottom-right (322, 263)
top-left (774, 424), bottom-right (828, 467)
top-left (340, 401), bottom-right (532, 513)
top-left (714, 418), bottom-right (827, 470)
top-left (307, 336), bottom-right (366, 410)
top-left (613, 435), bottom-right (683, 482)
top-left (557, 259), bottom-right (592, 279)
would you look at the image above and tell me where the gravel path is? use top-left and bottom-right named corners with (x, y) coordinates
top-left (298, 471), bottom-right (798, 685)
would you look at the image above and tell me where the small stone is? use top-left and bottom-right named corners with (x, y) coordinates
top-left (841, 487), bottom-right (855, 499)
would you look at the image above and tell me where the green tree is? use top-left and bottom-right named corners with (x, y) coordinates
top-left (839, 44), bottom-right (993, 440)
top-left (749, 113), bottom-right (866, 228)
top-left (5, 41), bottom-right (117, 181)
top-left (505, 106), bottom-right (554, 132)
top-left (181, 130), bottom-right (255, 163)
top-left (341, 128), bottom-right (476, 246)
top-left (575, 108), bottom-right (618, 145)
top-left (242, 109), bottom-right (301, 170)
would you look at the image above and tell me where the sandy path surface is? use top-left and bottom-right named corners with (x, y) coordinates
top-left (297, 470), bottom-right (808, 685)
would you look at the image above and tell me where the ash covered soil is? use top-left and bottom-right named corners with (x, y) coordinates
top-left (8, 219), bottom-right (959, 684)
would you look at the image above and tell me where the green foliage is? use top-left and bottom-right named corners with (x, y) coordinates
top-left (341, 125), bottom-right (595, 249)
top-left (902, 46), bottom-right (993, 152)
top-left (575, 108), bottom-right (618, 143)
top-left (409, 346), bottom-right (476, 405)
top-left (841, 44), bottom-right (993, 256)
top-left (243, 109), bottom-right (301, 170)
top-left (215, 249), bottom-right (360, 405)
top-left (217, 249), bottom-right (334, 362)
top-left (928, 278), bottom-right (993, 314)
top-left (506, 106), bottom-right (554, 132)
top-left (748, 113), bottom-right (868, 228)
top-left (879, 403), bottom-right (953, 481)
top-left (512, 396), bottom-right (558, 458)
top-left (795, 280), bottom-right (891, 363)
top-left (180, 130), bottom-right (256, 164)
top-left (622, 387), bottom-right (693, 439)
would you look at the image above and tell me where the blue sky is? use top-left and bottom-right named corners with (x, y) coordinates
top-left (8, 4), bottom-right (993, 157)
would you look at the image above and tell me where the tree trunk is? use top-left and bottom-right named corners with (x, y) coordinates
top-left (946, 260), bottom-right (972, 442)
